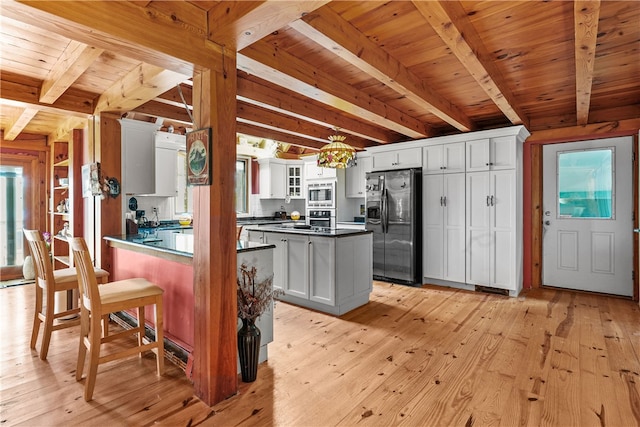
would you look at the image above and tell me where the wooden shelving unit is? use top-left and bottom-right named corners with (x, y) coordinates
top-left (49, 130), bottom-right (83, 269)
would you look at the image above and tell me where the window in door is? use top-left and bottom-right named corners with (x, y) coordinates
top-left (556, 148), bottom-right (614, 219)
top-left (1, 165), bottom-right (25, 267)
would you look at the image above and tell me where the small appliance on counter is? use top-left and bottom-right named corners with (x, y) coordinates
top-left (274, 210), bottom-right (287, 220)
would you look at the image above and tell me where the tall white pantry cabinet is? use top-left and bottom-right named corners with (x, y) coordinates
top-left (369, 126), bottom-right (528, 296)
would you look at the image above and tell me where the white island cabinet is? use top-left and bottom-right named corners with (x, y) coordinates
top-left (248, 227), bottom-right (373, 315)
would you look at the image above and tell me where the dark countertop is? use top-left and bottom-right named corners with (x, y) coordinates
top-left (245, 224), bottom-right (372, 237)
top-left (104, 229), bottom-right (275, 263)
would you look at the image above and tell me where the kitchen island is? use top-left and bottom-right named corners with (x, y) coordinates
top-left (246, 225), bottom-right (373, 316)
top-left (104, 229), bottom-right (275, 373)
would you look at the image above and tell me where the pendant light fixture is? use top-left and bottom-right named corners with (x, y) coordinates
top-left (317, 127), bottom-right (357, 169)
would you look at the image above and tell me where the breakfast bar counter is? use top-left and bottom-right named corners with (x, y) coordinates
top-left (104, 231), bottom-right (276, 372)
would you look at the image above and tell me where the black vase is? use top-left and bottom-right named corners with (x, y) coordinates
top-left (238, 318), bottom-right (261, 382)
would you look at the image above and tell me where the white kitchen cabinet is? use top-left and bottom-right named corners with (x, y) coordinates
top-left (309, 236), bottom-right (335, 305)
top-left (287, 164), bottom-right (304, 198)
top-left (120, 119), bottom-right (159, 195)
top-left (422, 143), bottom-right (465, 174)
top-left (466, 137), bottom-right (516, 172)
top-left (262, 232), bottom-right (285, 292)
top-left (259, 159), bottom-right (304, 199)
top-left (304, 156), bottom-right (336, 180)
top-left (153, 132), bottom-right (185, 197)
top-left (283, 233), bottom-right (311, 299)
top-left (258, 159), bottom-right (286, 199)
top-left (371, 147), bottom-right (422, 170)
top-left (345, 155), bottom-right (372, 198)
top-left (250, 229), bottom-right (372, 314)
top-left (466, 170), bottom-right (516, 290)
top-left (423, 173), bottom-right (466, 282)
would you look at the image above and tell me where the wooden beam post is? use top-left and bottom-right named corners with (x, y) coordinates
top-left (191, 52), bottom-right (238, 405)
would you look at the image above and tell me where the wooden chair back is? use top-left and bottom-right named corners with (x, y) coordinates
top-left (23, 229), bottom-right (55, 292)
top-left (69, 237), bottom-right (100, 312)
top-left (236, 225), bottom-right (243, 240)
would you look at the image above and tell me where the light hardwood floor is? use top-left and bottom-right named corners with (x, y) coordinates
top-left (1, 281), bottom-right (639, 426)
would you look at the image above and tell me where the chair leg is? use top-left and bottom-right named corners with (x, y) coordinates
top-left (137, 306), bottom-right (145, 356)
top-left (39, 289), bottom-right (56, 360)
top-left (76, 307), bottom-right (90, 382)
top-left (154, 298), bottom-right (165, 375)
top-left (30, 284), bottom-right (43, 350)
top-left (84, 312), bottom-right (103, 401)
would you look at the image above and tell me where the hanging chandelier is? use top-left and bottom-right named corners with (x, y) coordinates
top-left (317, 128), bottom-right (357, 169)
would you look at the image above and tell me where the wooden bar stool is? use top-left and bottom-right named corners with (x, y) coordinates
top-left (23, 229), bottom-right (109, 360)
top-left (70, 237), bottom-right (165, 401)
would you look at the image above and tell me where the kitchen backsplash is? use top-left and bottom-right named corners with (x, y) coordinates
top-left (130, 193), bottom-right (363, 222)
top-left (248, 195), bottom-right (306, 218)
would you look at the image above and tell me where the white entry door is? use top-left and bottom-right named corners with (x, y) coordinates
top-left (542, 137), bottom-right (633, 296)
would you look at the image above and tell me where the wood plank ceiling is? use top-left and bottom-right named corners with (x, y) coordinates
top-left (1, 1), bottom-right (638, 153)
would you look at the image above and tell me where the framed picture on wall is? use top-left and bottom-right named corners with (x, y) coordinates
top-left (186, 128), bottom-right (212, 186)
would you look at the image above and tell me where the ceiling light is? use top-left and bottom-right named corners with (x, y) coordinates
top-left (317, 128), bottom-right (356, 169)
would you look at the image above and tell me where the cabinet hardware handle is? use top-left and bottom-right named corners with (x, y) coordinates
top-left (443, 166), bottom-right (446, 169)
top-left (485, 163), bottom-right (489, 166)
top-left (443, 196), bottom-right (447, 207)
top-left (490, 195), bottom-right (495, 206)
top-left (486, 196), bottom-right (490, 206)
top-left (440, 196), bottom-right (443, 206)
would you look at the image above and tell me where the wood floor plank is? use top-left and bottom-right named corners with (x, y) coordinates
top-left (2, 281), bottom-right (640, 427)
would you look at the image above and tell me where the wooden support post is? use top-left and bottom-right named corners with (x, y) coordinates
top-left (191, 53), bottom-right (238, 405)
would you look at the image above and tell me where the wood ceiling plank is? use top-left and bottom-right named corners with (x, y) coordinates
top-left (208, 1), bottom-right (330, 50)
top-left (291, 7), bottom-right (474, 132)
top-left (94, 64), bottom-right (188, 114)
top-left (413, 0), bottom-right (528, 128)
top-left (3, 107), bottom-right (39, 140)
top-left (574, 0), bottom-right (600, 126)
top-left (239, 41), bottom-right (431, 138)
top-left (40, 41), bottom-right (105, 104)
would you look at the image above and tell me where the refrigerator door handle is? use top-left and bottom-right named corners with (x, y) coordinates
top-left (382, 188), bottom-right (388, 233)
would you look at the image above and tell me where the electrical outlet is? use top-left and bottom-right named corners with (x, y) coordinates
top-left (152, 207), bottom-right (158, 214)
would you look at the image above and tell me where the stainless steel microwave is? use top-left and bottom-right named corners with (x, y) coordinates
top-left (307, 181), bottom-right (335, 208)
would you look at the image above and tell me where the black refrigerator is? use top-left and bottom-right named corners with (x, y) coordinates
top-left (365, 168), bottom-right (422, 285)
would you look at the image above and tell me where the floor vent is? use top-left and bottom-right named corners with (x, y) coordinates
top-left (475, 285), bottom-right (509, 296)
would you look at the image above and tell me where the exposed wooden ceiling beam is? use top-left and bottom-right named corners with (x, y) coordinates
top-left (574, 0), bottom-right (600, 126)
top-left (155, 76), bottom-right (396, 145)
top-left (237, 74), bottom-right (398, 144)
top-left (39, 41), bottom-right (104, 104)
top-left (413, 0), bottom-right (528, 127)
top-left (208, 1), bottom-right (330, 51)
top-left (1, 72), bottom-right (95, 116)
top-left (291, 7), bottom-right (474, 132)
top-left (94, 64), bottom-right (188, 114)
top-left (3, 107), bottom-right (39, 140)
top-left (239, 42), bottom-right (431, 139)
top-left (49, 115), bottom-right (88, 142)
top-left (237, 100), bottom-right (370, 149)
top-left (6, 0), bottom-right (213, 74)
top-left (133, 100), bottom-right (192, 124)
top-left (236, 121), bottom-right (324, 151)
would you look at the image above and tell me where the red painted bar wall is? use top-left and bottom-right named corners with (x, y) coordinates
top-left (110, 247), bottom-right (194, 351)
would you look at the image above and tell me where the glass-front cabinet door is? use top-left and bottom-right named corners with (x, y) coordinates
top-left (287, 165), bottom-right (303, 198)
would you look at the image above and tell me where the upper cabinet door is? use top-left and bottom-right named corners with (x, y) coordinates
top-left (466, 137), bottom-right (517, 172)
top-left (490, 136), bottom-right (517, 170)
top-left (465, 139), bottom-right (491, 172)
top-left (423, 143), bottom-right (465, 174)
top-left (120, 119), bottom-right (158, 195)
